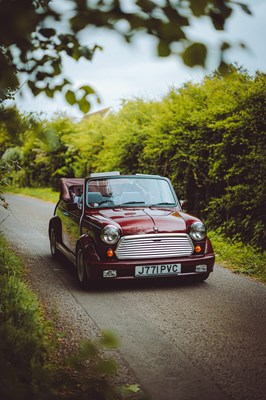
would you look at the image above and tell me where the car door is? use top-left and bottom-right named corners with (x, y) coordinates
top-left (57, 199), bottom-right (81, 254)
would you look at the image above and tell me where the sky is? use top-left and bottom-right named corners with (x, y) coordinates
top-left (11, 0), bottom-right (266, 120)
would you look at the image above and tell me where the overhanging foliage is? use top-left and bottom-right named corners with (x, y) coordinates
top-left (0, 0), bottom-right (252, 112)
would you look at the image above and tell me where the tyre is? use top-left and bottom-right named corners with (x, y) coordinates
top-left (76, 245), bottom-right (90, 289)
top-left (50, 225), bottom-right (60, 258)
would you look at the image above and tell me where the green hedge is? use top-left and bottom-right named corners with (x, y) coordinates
top-left (1, 67), bottom-right (265, 250)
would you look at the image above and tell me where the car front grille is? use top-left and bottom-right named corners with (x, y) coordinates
top-left (115, 233), bottom-right (194, 260)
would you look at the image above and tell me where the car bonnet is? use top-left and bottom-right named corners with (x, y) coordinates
top-left (93, 207), bottom-right (187, 235)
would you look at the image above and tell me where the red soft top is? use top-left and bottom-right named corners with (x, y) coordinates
top-left (59, 178), bottom-right (84, 202)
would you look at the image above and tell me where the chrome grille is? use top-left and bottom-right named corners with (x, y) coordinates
top-left (115, 233), bottom-right (194, 260)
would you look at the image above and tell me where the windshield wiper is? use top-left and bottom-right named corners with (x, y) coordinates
top-left (116, 201), bottom-right (146, 207)
top-left (98, 199), bottom-right (114, 205)
top-left (150, 202), bottom-right (176, 207)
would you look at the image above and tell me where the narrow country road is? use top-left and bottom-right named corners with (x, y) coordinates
top-left (1, 194), bottom-right (266, 400)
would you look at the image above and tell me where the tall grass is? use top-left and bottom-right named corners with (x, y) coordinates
top-left (208, 231), bottom-right (266, 282)
top-left (0, 234), bottom-right (56, 399)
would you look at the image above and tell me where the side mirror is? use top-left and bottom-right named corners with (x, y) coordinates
top-left (180, 199), bottom-right (188, 212)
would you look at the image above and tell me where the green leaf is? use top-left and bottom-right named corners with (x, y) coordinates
top-left (78, 97), bottom-right (91, 114)
top-left (78, 339), bottom-right (99, 360)
top-left (27, 80), bottom-right (42, 96)
top-left (96, 359), bottom-right (117, 375)
top-left (160, 22), bottom-right (185, 41)
top-left (157, 40), bottom-right (171, 57)
top-left (45, 88), bottom-right (54, 98)
top-left (120, 384), bottom-right (141, 396)
top-left (190, 0), bottom-right (208, 16)
top-left (80, 85), bottom-right (95, 95)
top-left (52, 60), bottom-right (61, 76)
top-left (36, 71), bottom-right (50, 80)
top-left (182, 42), bottom-right (207, 67)
top-left (221, 42), bottom-right (230, 52)
top-left (125, 384), bottom-right (141, 393)
top-left (100, 330), bottom-right (120, 349)
top-left (218, 60), bottom-right (229, 75)
top-left (136, 0), bottom-right (156, 13)
top-left (210, 6), bottom-right (232, 31)
top-left (65, 90), bottom-right (76, 105)
top-left (237, 3), bottom-right (252, 15)
top-left (80, 46), bottom-right (94, 61)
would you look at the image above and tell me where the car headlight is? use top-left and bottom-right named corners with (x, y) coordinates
top-left (189, 222), bottom-right (206, 241)
top-left (101, 225), bottom-right (120, 245)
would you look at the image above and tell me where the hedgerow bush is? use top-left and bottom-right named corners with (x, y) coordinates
top-left (1, 67), bottom-right (265, 250)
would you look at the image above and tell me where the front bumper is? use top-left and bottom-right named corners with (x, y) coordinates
top-left (85, 253), bottom-right (215, 280)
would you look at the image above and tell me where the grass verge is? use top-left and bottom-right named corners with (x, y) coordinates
top-left (0, 234), bottom-right (144, 400)
top-left (6, 187), bottom-right (59, 203)
top-left (0, 233), bottom-right (56, 400)
top-left (208, 231), bottom-right (266, 282)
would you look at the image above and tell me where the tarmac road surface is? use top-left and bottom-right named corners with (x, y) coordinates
top-left (1, 195), bottom-right (266, 400)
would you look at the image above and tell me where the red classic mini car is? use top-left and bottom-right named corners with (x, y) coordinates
top-left (49, 172), bottom-right (215, 287)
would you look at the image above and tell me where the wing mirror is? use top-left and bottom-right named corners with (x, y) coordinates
top-left (180, 199), bottom-right (188, 212)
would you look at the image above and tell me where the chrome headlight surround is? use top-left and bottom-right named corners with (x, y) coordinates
top-left (101, 225), bottom-right (120, 245)
top-left (189, 222), bottom-right (206, 241)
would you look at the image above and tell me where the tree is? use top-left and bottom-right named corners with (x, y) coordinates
top-left (0, 159), bottom-right (19, 210)
top-left (0, 0), bottom-right (251, 113)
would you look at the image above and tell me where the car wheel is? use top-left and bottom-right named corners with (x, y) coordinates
top-left (50, 226), bottom-right (59, 258)
top-left (76, 246), bottom-right (90, 289)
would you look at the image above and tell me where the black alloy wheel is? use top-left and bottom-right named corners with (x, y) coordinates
top-left (50, 226), bottom-right (60, 258)
top-left (76, 245), bottom-right (90, 289)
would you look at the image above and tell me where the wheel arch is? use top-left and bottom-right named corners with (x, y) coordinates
top-left (75, 234), bottom-right (99, 270)
top-left (49, 216), bottom-right (62, 242)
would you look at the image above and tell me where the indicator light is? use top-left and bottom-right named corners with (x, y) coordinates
top-left (107, 248), bottom-right (114, 257)
top-left (195, 245), bottom-right (202, 253)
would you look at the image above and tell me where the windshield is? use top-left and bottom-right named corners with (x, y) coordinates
top-left (86, 177), bottom-right (177, 208)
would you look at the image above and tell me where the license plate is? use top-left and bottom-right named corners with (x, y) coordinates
top-left (135, 264), bottom-right (181, 277)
